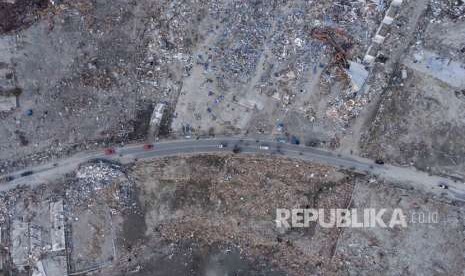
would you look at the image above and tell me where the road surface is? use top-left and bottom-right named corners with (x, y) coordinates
top-left (0, 137), bottom-right (464, 202)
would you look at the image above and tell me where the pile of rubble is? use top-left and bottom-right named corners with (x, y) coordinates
top-left (431, 0), bottom-right (465, 21)
top-left (67, 161), bottom-right (134, 211)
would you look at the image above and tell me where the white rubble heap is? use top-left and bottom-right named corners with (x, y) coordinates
top-left (75, 163), bottom-right (125, 184)
top-left (67, 162), bottom-right (134, 210)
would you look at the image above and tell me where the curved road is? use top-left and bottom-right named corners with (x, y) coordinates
top-left (1, 137), bottom-right (464, 202)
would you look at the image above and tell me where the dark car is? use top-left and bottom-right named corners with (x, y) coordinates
top-left (2, 176), bottom-right (14, 182)
top-left (375, 159), bottom-right (385, 165)
top-left (438, 183), bottom-right (449, 189)
top-left (143, 144), bottom-right (154, 150)
top-left (104, 148), bottom-right (116, 155)
top-left (290, 136), bottom-right (300, 145)
top-left (20, 171), bottom-right (33, 177)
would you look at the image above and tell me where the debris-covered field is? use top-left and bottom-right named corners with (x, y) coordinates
top-left (1, 0), bottom-right (465, 275)
top-left (361, 2), bottom-right (465, 178)
top-left (0, 0), bottom-right (416, 171)
top-left (0, 155), bottom-right (463, 275)
top-left (2, 0), bottom-right (464, 181)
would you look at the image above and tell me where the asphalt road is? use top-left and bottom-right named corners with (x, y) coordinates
top-left (1, 137), bottom-right (464, 202)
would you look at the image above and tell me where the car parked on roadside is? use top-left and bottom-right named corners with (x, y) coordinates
top-left (2, 176), bottom-right (14, 182)
top-left (20, 171), bottom-right (33, 177)
top-left (438, 183), bottom-right (449, 189)
top-left (375, 159), bottom-right (385, 165)
top-left (218, 143), bottom-right (228, 148)
top-left (104, 148), bottom-right (116, 155)
top-left (143, 144), bottom-right (154, 150)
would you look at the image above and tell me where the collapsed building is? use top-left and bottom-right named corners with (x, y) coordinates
top-left (7, 200), bottom-right (67, 276)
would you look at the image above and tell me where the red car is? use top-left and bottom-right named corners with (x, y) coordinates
top-left (143, 144), bottom-right (154, 150)
top-left (104, 148), bottom-right (116, 155)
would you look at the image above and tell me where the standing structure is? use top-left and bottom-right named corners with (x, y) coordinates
top-left (148, 103), bottom-right (167, 139)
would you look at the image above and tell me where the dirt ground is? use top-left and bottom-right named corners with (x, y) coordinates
top-left (0, 155), bottom-right (463, 275)
top-left (360, 8), bottom-right (465, 179)
top-left (1, 0), bottom-right (465, 274)
top-left (115, 155), bottom-right (464, 276)
top-left (0, 0), bottom-right (439, 175)
top-left (2, 0), bottom-right (460, 179)
top-left (0, 0), bottom-right (389, 173)
top-left (128, 155), bottom-right (353, 276)
top-left (361, 67), bottom-right (465, 176)
top-left (334, 181), bottom-right (465, 275)
top-left (0, 0), bottom-right (205, 172)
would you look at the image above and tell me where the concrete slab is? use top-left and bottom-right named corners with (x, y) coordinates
top-left (11, 220), bottom-right (29, 269)
top-left (347, 61), bottom-right (369, 92)
top-left (50, 200), bottom-right (65, 252)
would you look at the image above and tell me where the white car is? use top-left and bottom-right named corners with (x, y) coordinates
top-left (259, 145), bottom-right (270, 150)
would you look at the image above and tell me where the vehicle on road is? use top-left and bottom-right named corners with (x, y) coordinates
top-left (218, 143), bottom-right (228, 148)
top-left (143, 144), bottom-right (154, 150)
top-left (290, 136), bottom-right (300, 145)
top-left (259, 145), bottom-right (270, 150)
top-left (438, 183), bottom-right (449, 189)
top-left (2, 176), bottom-right (14, 182)
top-left (375, 159), bottom-right (385, 165)
top-left (305, 139), bottom-right (319, 147)
top-left (104, 148), bottom-right (116, 155)
top-left (20, 171), bottom-right (33, 177)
